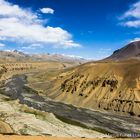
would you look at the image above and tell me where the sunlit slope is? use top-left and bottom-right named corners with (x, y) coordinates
top-left (47, 60), bottom-right (140, 116)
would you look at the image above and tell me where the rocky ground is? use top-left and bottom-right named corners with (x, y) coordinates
top-left (0, 60), bottom-right (140, 138)
top-left (0, 74), bottom-right (140, 138)
top-left (0, 94), bottom-right (107, 138)
top-left (0, 75), bottom-right (109, 138)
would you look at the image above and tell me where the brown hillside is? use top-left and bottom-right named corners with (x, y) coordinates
top-left (46, 60), bottom-right (140, 116)
top-left (106, 41), bottom-right (140, 61)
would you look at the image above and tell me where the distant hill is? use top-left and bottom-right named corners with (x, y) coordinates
top-left (32, 53), bottom-right (87, 64)
top-left (106, 41), bottom-right (140, 61)
top-left (0, 50), bottom-right (29, 62)
top-left (0, 50), bottom-right (87, 64)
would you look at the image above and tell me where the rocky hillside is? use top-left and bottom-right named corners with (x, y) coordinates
top-left (106, 41), bottom-right (140, 61)
top-left (46, 60), bottom-right (140, 117)
top-left (24, 41), bottom-right (140, 117)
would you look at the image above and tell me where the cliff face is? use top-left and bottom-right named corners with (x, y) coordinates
top-left (47, 60), bottom-right (140, 117)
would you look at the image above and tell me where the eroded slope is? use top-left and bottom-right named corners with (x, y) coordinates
top-left (47, 60), bottom-right (140, 116)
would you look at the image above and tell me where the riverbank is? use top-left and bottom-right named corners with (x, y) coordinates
top-left (0, 74), bottom-right (140, 137)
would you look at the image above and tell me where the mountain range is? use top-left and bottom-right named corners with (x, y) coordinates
top-left (0, 50), bottom-right (87, 64)
top-left (0, 41), bottom-right (140, 137)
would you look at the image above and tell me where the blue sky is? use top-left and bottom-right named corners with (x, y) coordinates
top-left (0, 0), bottom-right (140, 59)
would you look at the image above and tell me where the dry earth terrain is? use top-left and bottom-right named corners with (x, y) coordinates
top-left (0, 42), bottom-right (140, 139)
top-left (0, 59), bottom-right (109, 138)
top-left (0, 62), bottom-right (139, 137)
top-left (40, 60), bottom-right (140, 117)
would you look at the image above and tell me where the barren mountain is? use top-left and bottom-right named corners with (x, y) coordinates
top-left (43, 41), bottom-right (140, 117)
top-left (0, 50), bottom-right (29, 62)
top-left (1, 41), bottom-right (140, 137)
top-left (0, 50), bottom-right (86, 64)
top-left (106, 41), bottom-right (140, 61)
top-left (32, 53), bottom-right (86, 63)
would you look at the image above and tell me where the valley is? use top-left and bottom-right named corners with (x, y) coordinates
top-left (45, 60), bottom-right (140, 117)
top-left (1, 0), bottom-right (140, 139)
top-left (1, 72), bottom-right (140, 137)
top-left (0, 41), bottom-right (140, 139)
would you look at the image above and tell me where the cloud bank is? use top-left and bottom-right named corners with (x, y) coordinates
top-left (119, 0), bottom-right (140, 27)
top-left (0, 0), bottom-right (80, 49)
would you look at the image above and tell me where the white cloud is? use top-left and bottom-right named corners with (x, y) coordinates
top-left (61, 54), bottom-right (84, 59)
top-left (40, 8), bottom-right (54, 14)
top-left (22, 43), bottom-right (43, 50)
top-left (121, 20), bottom-right (140, 27)
top-left (57, 40), bottom-right (81, 48)
top-left (0, 0), bottom-right (80, 48)
top-left (29, 43), bottom-right (43, 48)
top-left (0, 0), bottom-right (38, 23)
top-left (0, 43), bottom-right (5, 47)
top-left (119, 1), bottom-right (140, 27)
top-left (130, 37), bottom-right (140, 43)
top-left (122, 1), bottom-right (140, 19)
